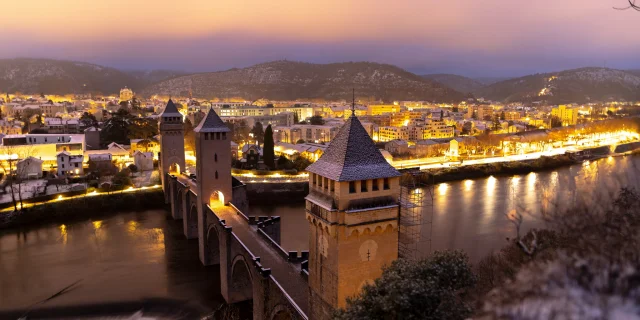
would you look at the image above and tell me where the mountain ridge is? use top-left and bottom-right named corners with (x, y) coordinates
top-left (141, 60), bottom-right (467, 102)
top-left (474, 67), bottom-right (640, 103)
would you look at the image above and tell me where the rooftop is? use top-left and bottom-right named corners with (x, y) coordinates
top-left (194, 107), bottom-right (230, 133)
top-left (306, 115), bottom-right (400, 182)
top-left (160, 99), bottom-right (182, 118)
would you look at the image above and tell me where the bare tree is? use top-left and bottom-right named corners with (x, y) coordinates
top-left (0, 145), bottom-right (39, 211)
top-left (614, 0), bottom-right (640, 11)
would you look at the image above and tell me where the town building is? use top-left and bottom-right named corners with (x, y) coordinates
top-left (378, 126), bottom-right (409, 142)
top-left (1, 134), bottom-right (85, 162)
top-left (120, 87), bottom-right (134, 101)
top-left (551, 104), bottom-right (579, 126)
top-left (367, 104), bottom-right (402, 116)
top-left (87, 153), bottom-right (115, 175)
top-left (133, 151), bottom-right (154, 171)
top-left (16, 156), bottom-right (43, 179)
top-left (425, 119), bottom-right (454, 139)
top-left (0, 120), bottom-right (23, 135)
top-left (215, 105), bottom-right (313, 121)
top-left (57, 151), bottom-right (84, 176)
top-left (40, 103), bottom-right (66, 116)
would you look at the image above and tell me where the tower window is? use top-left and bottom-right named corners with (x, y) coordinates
top-left (214, 153), bottom-right (218, 162)
top-left (222, 132), bottom-right (226, 140)
top-left (383, 178), bottom-right (390, 190)
top-left (318, 176), bottom-right (323, 188)
top-left (324, 177), bottom-right (328, 190)
top-left (216, 132), bottom-right (221, 140)
top-left (330, 180), bottom-right (335, 192)
top-left (312, 174), bottom-right (316, 185)
top-left (349, 181), bottom-right (356, 194)
top-left (215, 171), bottom-right (219, 179)
top-left (360, 180), bottom-right (367, 192)
top-left (372, 179), bottom-right (379, 191)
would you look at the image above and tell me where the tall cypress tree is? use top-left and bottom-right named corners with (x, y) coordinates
top-left (263, 124), bottom-right (275, 169)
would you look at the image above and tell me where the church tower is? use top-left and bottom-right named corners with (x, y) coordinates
top-left (193, 107), bottom-right (232, 265)
top-left (159, 99), bottom-right (186, 192)
top-left (305, 113), bottom-right (401, 319)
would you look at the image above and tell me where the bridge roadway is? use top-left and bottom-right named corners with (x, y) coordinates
top-left (178, 176), bottom-right (310, 316)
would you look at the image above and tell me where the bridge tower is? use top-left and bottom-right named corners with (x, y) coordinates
top-left (193, 107), bottom-right (232, 265)
top-left (305, 113), bottom-right (401, 319)
top-left (159, 99), bottom-right (186, 197)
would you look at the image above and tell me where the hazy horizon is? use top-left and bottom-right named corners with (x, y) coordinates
top-left (2, 0), bottom-right (639, 78)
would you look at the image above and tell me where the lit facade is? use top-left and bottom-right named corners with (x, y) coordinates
top-left (551, 104), bottom-right (579, 126)
top-left (120, 87), bottom-right (134, 101)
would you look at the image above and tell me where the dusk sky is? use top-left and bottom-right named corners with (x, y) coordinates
top-left (2, 0), bottom-right (639, 77)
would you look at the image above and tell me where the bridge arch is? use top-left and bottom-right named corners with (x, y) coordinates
top-left (269, 305), bottom-right (294, 320)
top-left (184, 203), bottom-right (198, 238)
top-left (230, 254), bottom-right (253, 302)
top-left (175, 189), bottom-right (184, 216)
top-left (206, 224), bottom-right (220, 265)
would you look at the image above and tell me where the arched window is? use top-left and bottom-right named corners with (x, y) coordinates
top-left (215, 171), bottom-right (219, 179)
top-left (214, 153), bottom-right (218, 162)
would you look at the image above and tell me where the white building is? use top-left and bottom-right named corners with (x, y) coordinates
top-left (16, 156), bottom-right (43, 179)
top-left (57, 151), bottom-right (84, 176)
top-left (133, 151), bottom-right (154, 171)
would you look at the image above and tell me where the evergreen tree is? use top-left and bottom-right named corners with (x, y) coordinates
top-left (263, 125), bottom-right (275, 169)
top-left (251, 122), bottom-right (264, 144)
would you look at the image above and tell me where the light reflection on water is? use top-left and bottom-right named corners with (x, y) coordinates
top-left (0, 211), bottom-right (224, 312)
top-left (271, 155), bottom-right (640, 262)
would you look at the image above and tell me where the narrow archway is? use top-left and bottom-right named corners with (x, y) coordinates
top-left (209, 190), bottom-right (224, 207)
top-left (230, 256), bottom-right (253, 302)
top-left (169, 162), bottom-right (180, 174)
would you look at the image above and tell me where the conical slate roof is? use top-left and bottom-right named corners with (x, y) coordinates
top-left (160, 99), bottom-right (182, 117)
top-left (306, 115), bottom-right (400, 181)
top-left (194, 107), bottom-right (230, 133)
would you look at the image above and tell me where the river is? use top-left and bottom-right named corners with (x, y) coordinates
top-left (1, 155), bottom-right (639, 312)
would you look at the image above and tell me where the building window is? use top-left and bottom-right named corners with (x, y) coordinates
top-left (330, 180), bottom-right (335, 192)
top-left (62, 164), bottom-right (65, 169)
top-left (383, 178), bottom-right (390, 190)
top-left (372, 179), bottom-right (379, 191)
top-left (214, 153), bottom-right (218, 162)
top-left (216, 132), bottom-right (221, 140)
top-left (349, 181), bottom-right (356, 194)
top-left (215, 171), bottom-right (219, 179)
top-left (222, 132), bottom-right (226, 140)
top-left (324, 177), bottom-right (329, 190)
top-left (361, 180), bottom-right (367, 192)
top-left (318, 176), bottom-right (323, 188)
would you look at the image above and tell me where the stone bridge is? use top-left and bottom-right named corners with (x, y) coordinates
top-left (166, 173), bottom-right (309, 320)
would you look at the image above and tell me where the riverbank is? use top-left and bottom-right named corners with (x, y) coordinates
top-left (0, 188), bottom-right (167, 231)
top-left (409, 154), bottom-right (580, 184)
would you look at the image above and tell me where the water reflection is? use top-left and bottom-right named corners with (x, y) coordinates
top-left (0, 211), bottom-right (224, 311)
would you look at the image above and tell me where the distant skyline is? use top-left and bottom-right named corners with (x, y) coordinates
top-left (1, 0), bottom-right (639, 77)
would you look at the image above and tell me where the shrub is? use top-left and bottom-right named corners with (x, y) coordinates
top-left (335, 250), bottom-right (476, 320)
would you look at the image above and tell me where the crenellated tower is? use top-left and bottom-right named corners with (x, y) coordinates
top-left (305, 113), bottom-right (401, 319)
